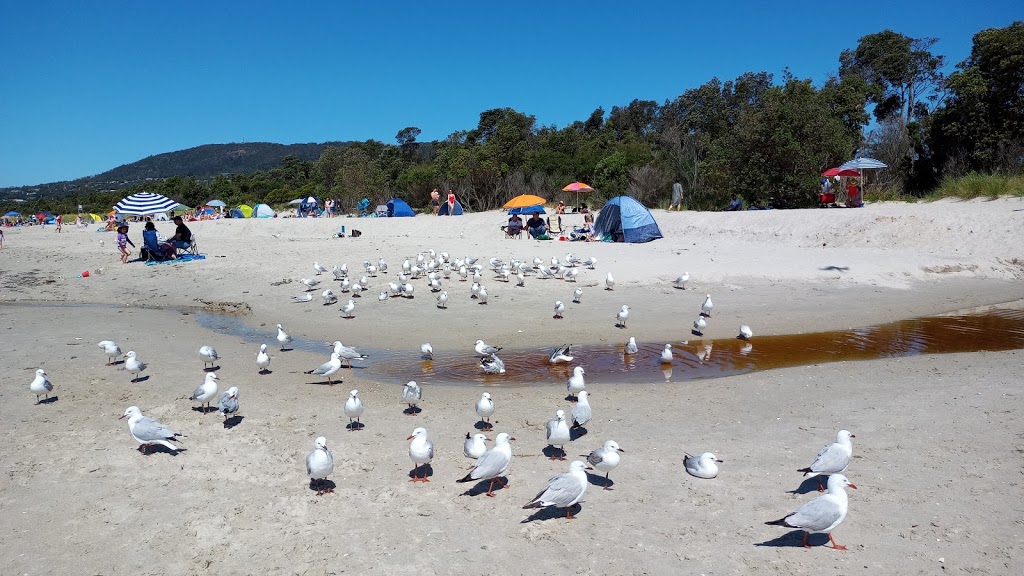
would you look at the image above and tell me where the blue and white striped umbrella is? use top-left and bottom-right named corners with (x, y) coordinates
top-left (840, 157), bottom-right (888, 170)
top-left (114, 192), bottom-right (180, 215)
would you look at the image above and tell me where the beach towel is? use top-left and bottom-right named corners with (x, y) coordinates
top-left (144, 254), bottom-right (207, 266)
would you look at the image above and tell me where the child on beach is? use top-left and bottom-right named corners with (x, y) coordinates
top-left (116, 225), bottom-right (135, 263)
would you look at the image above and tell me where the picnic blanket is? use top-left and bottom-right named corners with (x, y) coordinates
top-left (144, 254), bottom-right (206, 266)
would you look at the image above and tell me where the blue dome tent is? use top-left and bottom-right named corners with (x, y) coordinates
top-left (592, 196), bottom-right (662, 243)
top-left (386, 198), bottom-right (416, 217)
top-left (437, 200), bottom-right (464, 216)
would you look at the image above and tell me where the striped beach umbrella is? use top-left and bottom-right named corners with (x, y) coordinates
top-left (113, 192), bottom-right (180, 215)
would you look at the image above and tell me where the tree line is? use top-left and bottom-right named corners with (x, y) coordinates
top-left (4, 22), bottom-right (1021, 217)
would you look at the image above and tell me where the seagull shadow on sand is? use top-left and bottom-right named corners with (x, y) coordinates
top-left (36, 396), bottom-right (59, 405)
top-left (258, 369), bottom-right (273, 375)
top-left (203, 365), bottom-right (221, 372)
top-left (521, 504), bottom-right (583, 523)
top-left (223, 415), bottom-right (244, 429)
top-left (473, 420), bottom-right (494, 431)
top-left (569, 427), bottom-right (588, 440)
top-left (460, 476), bottom-right (510, 497)
top-left (138, 444), bottom-right (185, 457)
top-left (345, 421), bottom-right (365, 432)
top-left (542, 445), bottom-right (568, 460)
top-left (130, 375), bottom-right (151, 383)
top-left (407, 464), bottom-right (434, 482)
top-left (403, 406), bottom-right (423, 416)
top-left (309, 479), bottom-right (336, 495)
top-left (755, 530), bottom-right (830, 548)
top-left (584, 472), bottom-right (614, 490)
top-left (691, 329), bottom-right (704, 336)
top-left (788, 476), bottom-right (830, 495)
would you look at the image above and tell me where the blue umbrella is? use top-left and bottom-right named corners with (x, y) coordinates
top-left (206, 199), bottom-right (227, 207)
top-left (4, 211), bottom-right (20, 217)
top-left (509, 204), bottom-right (546, 215)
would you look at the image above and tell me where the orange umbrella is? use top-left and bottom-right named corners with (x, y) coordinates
top-left (561, 182), bottom-right (594, 210)
top-left (503, 194), bottom-right (548, 209)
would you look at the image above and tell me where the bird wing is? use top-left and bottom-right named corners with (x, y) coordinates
top-left (310, 360), bottom-right (335, 375)
top-left (189, 384), bottom-right (208, 400)
top-left (471, 448), bottom-right (509, 480)
top-left (217, 392), bottom-right (238, 414)
top-left (305, 451), bottom-right (315, 476)
top-left (530, 473), bottom-right (583, 507)
top-left (786, 495), bottom-right (843, 532)
top-left (545, 418), bottom-right (559, 440)
top-left (572, 404), bottom-right (591, 426)
top-left (586, 450), bottom-right (604, 467)
top-left (810, 443), bottom-right (850, 473)
top-left (133, 417), bottom-right (179, 442)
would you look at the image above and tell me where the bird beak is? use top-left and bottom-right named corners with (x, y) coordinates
top-left (585, 466), bottom-right (594, 471)
top-left (848, 483), bottom-right (858, 489)
top-left (406, 435), bottom-right (414, 440)
top-left (716, 459), bottom-right (724, 463)
top-left (617, 448), bottom-right (625, 453)
top-left (118, 414), bottom-right (126, 420)
top-left (850, 434), bottom-right (856, 438)
top-left (484, 437), bottom-right (492, 442)
top-left (509, 437), bottom-right (516, 442)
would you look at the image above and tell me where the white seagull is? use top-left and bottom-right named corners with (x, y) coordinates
top-left (199, 345), bottom-right (219, 369)
top-left (292, 293), bottom-right (313, 303)
top-left (322, 289), bottom-right (337, 305)
top-left (693, 316), bottom-right (707, 334)
top-left (545, 409), bottom-right (572, 460)
top-left (571, 390), bottom-right (592, 429)
top-left (437, 291), bottom-right (449, 309)
top-left (276, 324), bottom-right (293, 351)
top-left (330, 341), bottom-right (368, 368)
top-left (766, 474), bottom-right (857, 550)
top-left (123, 351), bottom-right (147, 382)
top-left (420, 343), bottom-right (433, 360)
top-left (407, 427), bottom-right (434, 482)
top-left (548, 343), bottom-right (574, 364)
top-left (344, 389), bottom-right (364, 430)
top-left (475, 339), bottom-right (502, 357)
top-left (616, 305), bottom-right (630, 328)
top-left (673, 272), bottom-right (689, 289)
top-left (403, 381), bottom-right (422, 414)
top-left (739, 324), bottom-right (753, 340)
top-left (477, 285), bottom-right (488, 304)
top-left (300, 278), bottom-right (320, 291)
top-left (217, 386), bottom-right (240, 422)
top-left (572, 287), bottom-right (583, 303)
top-left (313, 261), bottom-right (327, 275)
top-left (98, 340), bottom-right (121, 366)
top-left (305, 352), bottom-right (342, 386)
top-left (189, 372), bottom-right (220, 411)
top-left (121, 406), bottom-right (184, 454)
top-left (341, 299), bottom-right (356, 319)
top-left (701, 294), bottom-right (713, 316)
top-left (660, 343), bottom-right (673, 364)
top-left (800, 430), bottom-right (856, 491)
top-left (553, 300), bottom-right (565, 319)
top-left (625, 337), bottom-right (639, 355)
top-left (30, 368), bottom-right (54, 403)
top-left (605, 272), bottom-right (615, 290)
top-left (585, 440), bottom-right (624, 489)
top-left (566, 366), bottom-right (586, 400)
top-left (256, 344), bottom-right (271, 373)
top-left (306, 436), bottom-right (335, 495)
top-left (464, 432), bottom-right (489, 460)
top-left (480, 353), bottom-right (506, 374)
top-left (522, 460), bottom-right (590, 519)
top-left (684, 452), bottom-right (723, 479)
top-left (458, 432), bottom-right (515, 496)
top-left (475, 392), bottom-right (496, 430)
top-left (378, 291), bottom-right (389, 302)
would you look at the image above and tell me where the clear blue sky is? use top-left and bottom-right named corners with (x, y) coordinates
top-left (0, 0), bottom-right (1019, 187)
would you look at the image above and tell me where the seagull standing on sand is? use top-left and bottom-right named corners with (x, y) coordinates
top-left (341, 299), bottom-right (356, 319)
top-left (217, 387), bottom-right (240, 422)
top-left (407, 427), bottom-right (434, 482)
top-left (739, 324), bottom-right (753, 340)
top-left (477, 285), bottom-right (489, 304)
top-left (189, 372), bottom-right (220, 411)
top-left (566, 366), bottom-right (586, 400)
top-left (616, 305), bottom-right (630, 328)
top-left (625, 337), bottom-right (639, 355)
top-left (585, 440), bottom-right (624, 489)
top-left (30, 369), bottom-right (53, 403)
top-left (766, 474), bottom-right (857, 550)
top-left (199, 345), bottom-right (219, 369)
top-left (548, 343), bottom-right (574, 364)
top-left (800, 430), bottom-right (855, 491)
top-left (523, 460), bottom-right (590, 519)
top-left (701, 294), bottom-right (714, 317)
top-left (121, 406), bottom-right (184, 454)
top-left (516, 271), bottom-right (525, 287)
top-left (344, 390), bottom-right (364, 430)
top-left (305, 352), bottom-right (342, 386)
top-left (545, 409), bottom-right (572, 460)
top-left (378, 291), bottom-right (389, 302)
top-left (693, 316), bottom-right (707, 334)
top-left (322, 289), bottom-right (337, 305)
top-left (458, 432), bottom-right (515, 497)
top-left (301, 278), bottom-right (320, 291)
top-left (553, 300), bottom-right (565, 319)
top-left (313, 262), bottom-right (327, 275)
top-left (673, 272), bottom-right (689, 289)
top-left (475, 392), bottom-right (496, 430)
top-left (306, 436), bottom-right (335, 495)
top-left (684, 452), bottom-right (723, 479)
top-left (276, 324), bottom-right (293, 351)
top-left (124, 351), bottom-right (147, 382)
top-left (420, 343), bottom-right (433, 360)
top-left (571, 390), bottom-right (592, 429)
top-left (572, 287), bottom-right (583, 303)
top-left (437, 291), bottom-right (449, 309)
top-left (403, 381), bottom-right (422, 414)
top-left (660, 344), bottom-right (673, 364)
top-left (464, 433), bottom-right (488, 459)
top-left (605, 272), bottom-right (615, 290)
top-left (98, 340), bottom-right (121, 365)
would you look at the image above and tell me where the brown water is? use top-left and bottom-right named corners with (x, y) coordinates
top-left (194, 309), bottom-right (1024, 387)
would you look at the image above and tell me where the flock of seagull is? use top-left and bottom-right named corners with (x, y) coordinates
top-left (27, 247), bottom-right (856, 545)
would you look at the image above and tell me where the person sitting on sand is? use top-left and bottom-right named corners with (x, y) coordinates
top-left (169, 216), bottom-right (192, 251)
top-left (527, 213), bottom-right (548, 239)
top-left (723, 194), bottom-right (743, 211)
top-left (570, 213), bottom-right (596, 241)
top-left (142, 222), bottom-right (175, 260)
top-left (556, 201), bottom-right (566, 214)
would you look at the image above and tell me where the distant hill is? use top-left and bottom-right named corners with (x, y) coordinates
top-left (0, 141), bottom-right (350, 200)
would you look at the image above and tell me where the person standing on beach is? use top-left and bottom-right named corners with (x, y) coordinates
top-left (431, 189), bottom-right (440, 216)
top-left (669, 182), bottom-right (683, 211)
top-left (446, 189), bottom-right (456, 216)
top-left (55, 214), bottom-right (63, 232)
top-left (116, 225), bottom-right (135, 263)
top-left (0, 227), bottom-right (4, 250)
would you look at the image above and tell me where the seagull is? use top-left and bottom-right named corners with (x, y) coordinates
top-left (571, 390), bottom-right (592, 429)
top-left (616, 305), bottom-right (630, 328)
top-left (189, 372), bottom-right (220, 411)
top-left (430, 278), bottom-right (442, 292)
top-left (292, 293), bottom-right (313, 303)
top-left (523, 460), bottom-right (590, 519)
top-left (800, 430), bottom-right (856, 491)
top-left (350, 283), bottom-right (364, 297)
top-left (437, 291), bottom-right (449, 309)
top-left (216, 386), bottom-right (240, 422)
top-left (605, 272), bottom-right (615, 290)
top-left (276, 324), bottom-right (293, 351)
top-left (673, 272), bottom-right (689, 289)
top-left (341, 299), bottom-right (356, 319)
top-left (475, 339), bottom-right (502, 357)
top-left (401, 283), bottom-right (415, 297)
top-left (660, 344), bottom-right (673, 364)
top-left (305, 352), bottom-right (342, 386)
top-left (330, 341), bottom-right (368, 368)
top-left (470, 282), bottom-right (480, 299)
top-left (378, 291), bottom-right (389, 302)
top-left (572, 287), bottom-right (583, 303)
top-left (537, 266), bottom-right (553, 279)
top-left (306, 436), bottom-right (335, 495)
top-left (565, 252), bottom-right (579, 266)
top-left (516, 272), bottom-right (525, 287)
top-left (120, 406), bottom-right (184, 454)
top-left (97, 340), bottom-right (121, 365)
top-left (458, 432), bottom-right (515, 496)
top-left (420, 343), bottom-right (433, 360)
top-left (123, 351), bottom-right (147, 382)
top-left (477, 285), bottom-right (488, 304)
top-left (684, 452), bottom-right (723, 479)
top-left (199, 345), bottom-right (219, 369)
top-left (585, 440), bottom-right (624, 489)
top-left (332, 265), bottom-right (347, 280)
top-left (366, 264), bottom-right (378, 277)
top-left (553, 300), bottom-right (565, 319)
top-left (388, 282), bottom-right (401, 297)
top-left (313, 262), bottom-right (327, 275)
top-left (459, 265), bottom-right (469, 281)
top-left (585, 257), bottom-right (597, 269)
top-left (30, 368), bottom-right (53, 403)
top-left (300, 278), bottom-right (320, 291)
top-left (766, 474), bottom-right (857, 550)
top-left (464, 432), bottom-right (489, 460)
top-left (377, 258), bottom-right (388, 273)
top-left (548, 343), bottom-right (574, 364)
top-left (565, 268), bottom-right (579, 282)
top-left (402, 259), bottom-right (412, 273)
top-left (693, 316), bottom-right (707, 335)
top-left (407, 427), bottom-right (434, 482)
top-left (340, 278), bottom-right (351, 292)
top-left (475, 392), bottom-right (495, 430)
top-left (322, 289), bottom-right (337, 305)
top-left (701, 294), bottom-right (713, 317)
top-left (545, 409), bottom-right (572, 460)
top-left (566, 366), bottom-right (586, 400)
top-left (344, 389), bottom-right (364, 430)
top-left (403, 381), bottom-right (422, 414)
top-left (739, 324), bottom-right (753, 340)
top-left (625, 337), bottom-right (639, 355)
top-left (480, 353), bottom-right (506, 374)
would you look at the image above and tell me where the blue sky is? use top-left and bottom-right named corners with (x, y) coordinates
top-left (0, 0), bottom-right (1019, 186)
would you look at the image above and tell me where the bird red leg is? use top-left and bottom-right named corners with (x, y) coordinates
top-left (802, 532), bottom-right (811, 549)
top-left (409, 465), bottom-right (419, 482)
top-left (422, 466), bottom-right (430, 483)
top-left (818, 478), bottom-right (825, 492)
top-left (566, 507), bottom-right (575, 520)
top-left (486, 479), bottom-right (496, 497)
top-left (828, 533), bottom-right (847, 551)
top-left (494, 476), bottom-right (508, 487)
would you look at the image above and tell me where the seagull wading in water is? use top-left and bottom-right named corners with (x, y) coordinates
top-left (766, 474), bottom-right (857, 550)
top-left (276, 324), bottom-right (293, 351)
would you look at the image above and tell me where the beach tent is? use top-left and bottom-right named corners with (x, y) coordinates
top-left (386, 198), bottom-right (415, 217)
top-left (437, 200), bottom-right (464, 216)
top-left (253, 203), bottom-right (275, 218)
top-left (237, 204), bottom-right (254, 218)
top-left (172, 204), bottom-right (193, 216)
top-left (114, 192), bottom-right (179, 215)
top-left (592, 196), bottom-right (663, 243)
top-left (227, 208), bottom-right (244, 218)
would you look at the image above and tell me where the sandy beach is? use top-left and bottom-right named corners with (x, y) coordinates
top-left (2, 198), bottom-right (1023, 575)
